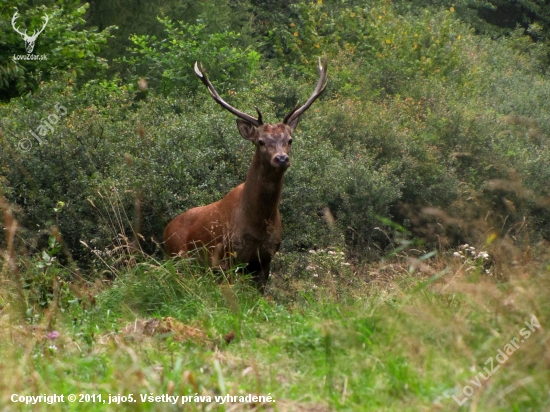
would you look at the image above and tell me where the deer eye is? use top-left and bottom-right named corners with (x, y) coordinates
top-left (258, 140), bottom-right (265, 146)
top-left (288, 139), bottom-right (293, 145)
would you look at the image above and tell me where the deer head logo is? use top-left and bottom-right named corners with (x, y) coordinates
top-left (11, 11), bottom-right (49, 54)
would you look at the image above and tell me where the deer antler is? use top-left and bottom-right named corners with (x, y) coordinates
top-left (283, 55), bottom-right (328, 125)
top-left (28, 14), bottom-right (49, 41)
top-left (11, 12), bottom-right (27, 37)
top-left (11, 12), bottom-right (49, 40)
top-left (194, 62), bottom-right (263, 127)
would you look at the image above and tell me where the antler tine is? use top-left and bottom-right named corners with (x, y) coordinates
top-left (194, 62), bottom-right (262, 127)
top-left (284, 55), bottom-right (328, 125)
top-left (254, 106), bottom-right (263, 125)
top-left (31, 14), bottom-right (49, 39)
top-left (11, 12), bottom-right (27, 36)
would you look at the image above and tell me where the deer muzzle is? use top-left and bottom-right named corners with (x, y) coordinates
top-left (272, 154), bottom-right (290, 169)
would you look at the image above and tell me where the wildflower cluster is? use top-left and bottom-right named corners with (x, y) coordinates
top-left (452, 244), bottom-right (491, 274)
top-left (305, 247), bottom-right (352, 288)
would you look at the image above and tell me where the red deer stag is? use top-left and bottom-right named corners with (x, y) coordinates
top-left (163, 57), bottom-right (328, 292)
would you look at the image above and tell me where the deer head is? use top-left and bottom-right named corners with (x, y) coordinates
top-left (12, 11), bottom-right (49, 54)
top-left (194, 56), bottom-right (327, 172)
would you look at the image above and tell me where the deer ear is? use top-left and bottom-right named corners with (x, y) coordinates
top-left (236, 119), bottom-right (257, 141)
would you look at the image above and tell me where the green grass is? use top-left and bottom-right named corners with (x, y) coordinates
top-left (1, 247), bottom-right (549, 411)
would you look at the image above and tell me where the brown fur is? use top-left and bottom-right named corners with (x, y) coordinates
top-left (164, 122), bottom-right (293, 292)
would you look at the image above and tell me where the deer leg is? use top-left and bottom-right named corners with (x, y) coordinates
top-left (246, 259), bottom-right (271, 294)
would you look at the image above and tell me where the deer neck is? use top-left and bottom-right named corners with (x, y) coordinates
top-left (241, 152), bottom-right (285, 225)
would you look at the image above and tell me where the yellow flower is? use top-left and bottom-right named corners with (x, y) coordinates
top-left (378, 15), bottom-right (382, 19)
top-left (450, 7), bottom-right (455, 12)
top-left (290, 22), bottom-right (295, 27)
top-left (486, 232), bottom-right (498, 245)
top-left (315, 43), bottom-right (320, 48)
top-left (317, 0), bottom-right (322, 4)
top-left (457, 35), bottom-right (461, 40)
top-left (294, 32), bottom-right (299, 37)
top-left (385, 39), bottom-right (392, 44)
top-left (350, 12), bottom-right (356, 17)
top-left (413, 43), bottom-right (418, 49)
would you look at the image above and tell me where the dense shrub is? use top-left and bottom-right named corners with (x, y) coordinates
top-left (1, 0), bottom-right (549, 269)
top-left (0, 0), bottom-right (114, 100)
top-left (122, 17), bottom-right (261, 96)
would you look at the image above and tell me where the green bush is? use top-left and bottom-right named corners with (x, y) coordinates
top-left (1, 0), bottom-right (549, 269)
top-left (0, 0), bottom-right (114, 101)
top-left (122, 17), bottom-right (261, 96)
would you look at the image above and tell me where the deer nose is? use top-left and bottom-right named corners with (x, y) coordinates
top-left (274, 154), bottom-right (289, 166)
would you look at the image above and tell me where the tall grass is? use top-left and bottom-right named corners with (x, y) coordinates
top-left (1, 191), bottom-right (548, 411)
